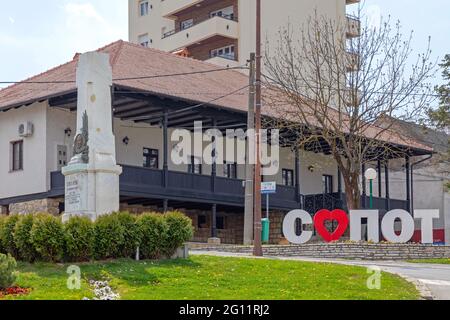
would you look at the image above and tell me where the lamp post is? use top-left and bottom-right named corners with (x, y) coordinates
top-left (364, 168), bottom-right (377, 209)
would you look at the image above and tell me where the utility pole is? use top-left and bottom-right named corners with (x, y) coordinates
top-left (253, 0), bottom-right (263, 257)
top-left (244, 53), bottom-right (256, 245)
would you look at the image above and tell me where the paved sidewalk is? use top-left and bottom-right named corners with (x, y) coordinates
top-left (192, 250), bottom-right (450, 300)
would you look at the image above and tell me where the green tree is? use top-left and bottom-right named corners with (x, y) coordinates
top-left (429, 54), bottom-right (450, 131)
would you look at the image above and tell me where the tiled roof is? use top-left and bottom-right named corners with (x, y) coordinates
top-left (0, 40), bottom-right (249, 113)
top-left (0, 40), bottom-right (432, 153)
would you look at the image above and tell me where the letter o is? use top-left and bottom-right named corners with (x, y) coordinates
top-left (381, 209), bottom-right (414, 243)
top-left (283, 210), bottom-right (313, 244)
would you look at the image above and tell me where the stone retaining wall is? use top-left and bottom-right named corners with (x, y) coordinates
top-left (9, 198), bottom-right (62, 216)
top-left (192, 243), bottom-right (450, 260)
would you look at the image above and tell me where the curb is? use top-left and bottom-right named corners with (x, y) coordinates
top-left (402, 276), bottom-right (434, 300)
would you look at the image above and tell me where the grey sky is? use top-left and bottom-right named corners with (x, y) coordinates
top-left (0, 0), bottom-right (448, 88)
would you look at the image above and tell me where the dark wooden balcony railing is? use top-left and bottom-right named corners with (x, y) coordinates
top-left (50, 165), bottom-right (408, 212)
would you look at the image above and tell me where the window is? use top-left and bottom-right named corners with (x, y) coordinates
top-left (139, 1), bottom-right (149, 16)
top-left (224, 162), bottom-right (237, 179)
top-left (210, 6), bottom-right (234, 20)
top-left (11, 141), bottom-right (23, 172)
top-left (180, 19), bottom-right (194, 30)
top-left (216, 216), bottom-right (225, 230)
top-left (323, 175), bottom-right (333, 194)
top-left (143, 148), bottom-right (159, 169)
top-left (282, 169), bottom-right (294, 187)
top-left (138, 34), bottom-right (151, 47)
top-left (198, 215), bottom-right (207, 228)
top-left (57, 145), bottom-right (68, 171)
top-left (210, 45), bottom-right (235, 60)
top-left (188, 156), bottom-right (202, 174)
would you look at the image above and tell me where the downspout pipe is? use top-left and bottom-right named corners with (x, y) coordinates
top-left (410, 154), bottom-right (433, 213)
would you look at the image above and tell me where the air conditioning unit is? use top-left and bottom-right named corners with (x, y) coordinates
top-left (18, 122), bottom-right (34, 137)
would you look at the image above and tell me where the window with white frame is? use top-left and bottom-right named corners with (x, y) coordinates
top-left (10, 140), bottom-right (23, 172)
top-left (210, 6), bottom-right (234, 20)
top-left (210, 45), bottom-right (235, 60)
top-left (138, 34), bottom-right (151, 47)
top-left (180, 19), bottom-right (194, 30)
top-left (188, 156), bottom-right (202, 175)
top-left (139, 1), bottom-right (149, 16)
top-left (224, 162), bottom-right (237, 179)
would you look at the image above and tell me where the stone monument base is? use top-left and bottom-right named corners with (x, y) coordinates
top-left (62, 163), bottom-right (122, 222)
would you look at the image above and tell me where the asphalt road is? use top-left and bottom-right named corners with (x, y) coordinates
top-left (192, 251), bottom-right (450, 300)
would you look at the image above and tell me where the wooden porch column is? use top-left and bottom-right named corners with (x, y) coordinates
top-left (361, 163), bottom-right (367, 208)
top-left (405, 156), bottom-right (411, 212)
top-left (163, 109), bottom-right (169, 188)
top-left (377, 160), bottom-right (382, 197)
top-left (294, 147), bottom-right (302, 206)
top-left (211, 204), bottom-right (217, 238)
top-left (211, 118), bottom-right (217, 193)
top-left (337, 167), bottom-right (343, 208)
top-left (384, 160), bottom-right (390, 211)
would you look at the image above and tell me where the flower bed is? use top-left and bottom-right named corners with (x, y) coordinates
top-left (0, 286), bottom-right (30, 298)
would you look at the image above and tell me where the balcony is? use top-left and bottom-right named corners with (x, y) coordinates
top-left (344, 87), bottom-right (362, 106)
top-left (206, 54), bottom-right (240, 68)
top-left (50, 166), bottom-right (408, 213)
top-left (346, 50), bottom-right (360, 72)
top-left (346, 15), bottom-right (361, 38)
top-left (161, 15), bottom-right (239, 52)
top-left (161, 0), bottom-right (205, 19)
top-left (50, 166), bottom-right (300, 211)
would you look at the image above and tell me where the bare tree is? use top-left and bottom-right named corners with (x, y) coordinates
top-left (264, 7), bottom-right (436, 209)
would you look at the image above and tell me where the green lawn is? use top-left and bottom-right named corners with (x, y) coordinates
top-left (407, 258), bottom-right (450, 265)
top-left (3, 255), bottom-right (418, 300)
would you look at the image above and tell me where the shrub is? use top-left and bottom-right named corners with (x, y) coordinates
top-left (14, 215), bottom-right (39, 262)
top-left (0, 253), bottom-right (17, 289)
top-left (30, 214), bottom-right (66, 262)
top-left (0, 215), bottom-right (20, 258)
top-left (162, 211), bottom-right (193, 257)
top-left (64, 216), bottom-right (95, 262)
top-left (94, 214), bottom-right (125, 260)
top-left (137, 213), bottom-right (168, 259)
top-left (115, 212), bottom-right (141, 258)
top-left (0, 217), bottom-right (5, 254)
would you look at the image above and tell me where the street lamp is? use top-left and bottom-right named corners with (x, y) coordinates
top-left (364, 168), bottom-right (377, 209)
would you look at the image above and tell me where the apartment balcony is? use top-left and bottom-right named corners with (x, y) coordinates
top-left (161, 15), bottom-right (239, 52)
top-left (161, 0), bottom-right (205, 19)
top-left (344, 87), bottom-right (362, 106)
top-left (346, 15), bottom-right (361, 38)
top-left (206, 54), bottom-right (240, 68)
top-left (346, 50), bottom-right (360, 72)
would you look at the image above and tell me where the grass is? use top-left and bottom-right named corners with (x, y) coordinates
top-left (407, 258), bottom-right (450, 265)
top-left (3, 255), bottom-right (419, 300)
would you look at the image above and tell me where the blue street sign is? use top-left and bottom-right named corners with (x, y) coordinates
top-left (261, 181), bottom-right (277, 194)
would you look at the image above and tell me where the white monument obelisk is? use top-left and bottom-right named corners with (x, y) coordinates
top-left (62, 52), bottom-right (122, 222)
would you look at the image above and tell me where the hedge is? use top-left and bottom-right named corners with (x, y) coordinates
top-left (0, 211), bottom-right (193, 263)
top-left (64, 216), bottom-right (95, 262)
top-left (14, 215), bottom-right (39, 263)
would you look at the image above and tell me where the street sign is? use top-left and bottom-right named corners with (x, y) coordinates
top-left (261, 181), bottom-right (276, 194)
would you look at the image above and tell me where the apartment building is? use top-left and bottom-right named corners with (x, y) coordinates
top-left (128, 0), bottom-right (361, 68)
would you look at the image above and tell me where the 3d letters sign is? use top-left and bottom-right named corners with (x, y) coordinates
top-left (282, 209), bottom-right (440, 245)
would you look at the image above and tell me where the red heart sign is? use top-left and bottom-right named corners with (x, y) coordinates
top-left (314, 209), bottom-right (349, 242)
